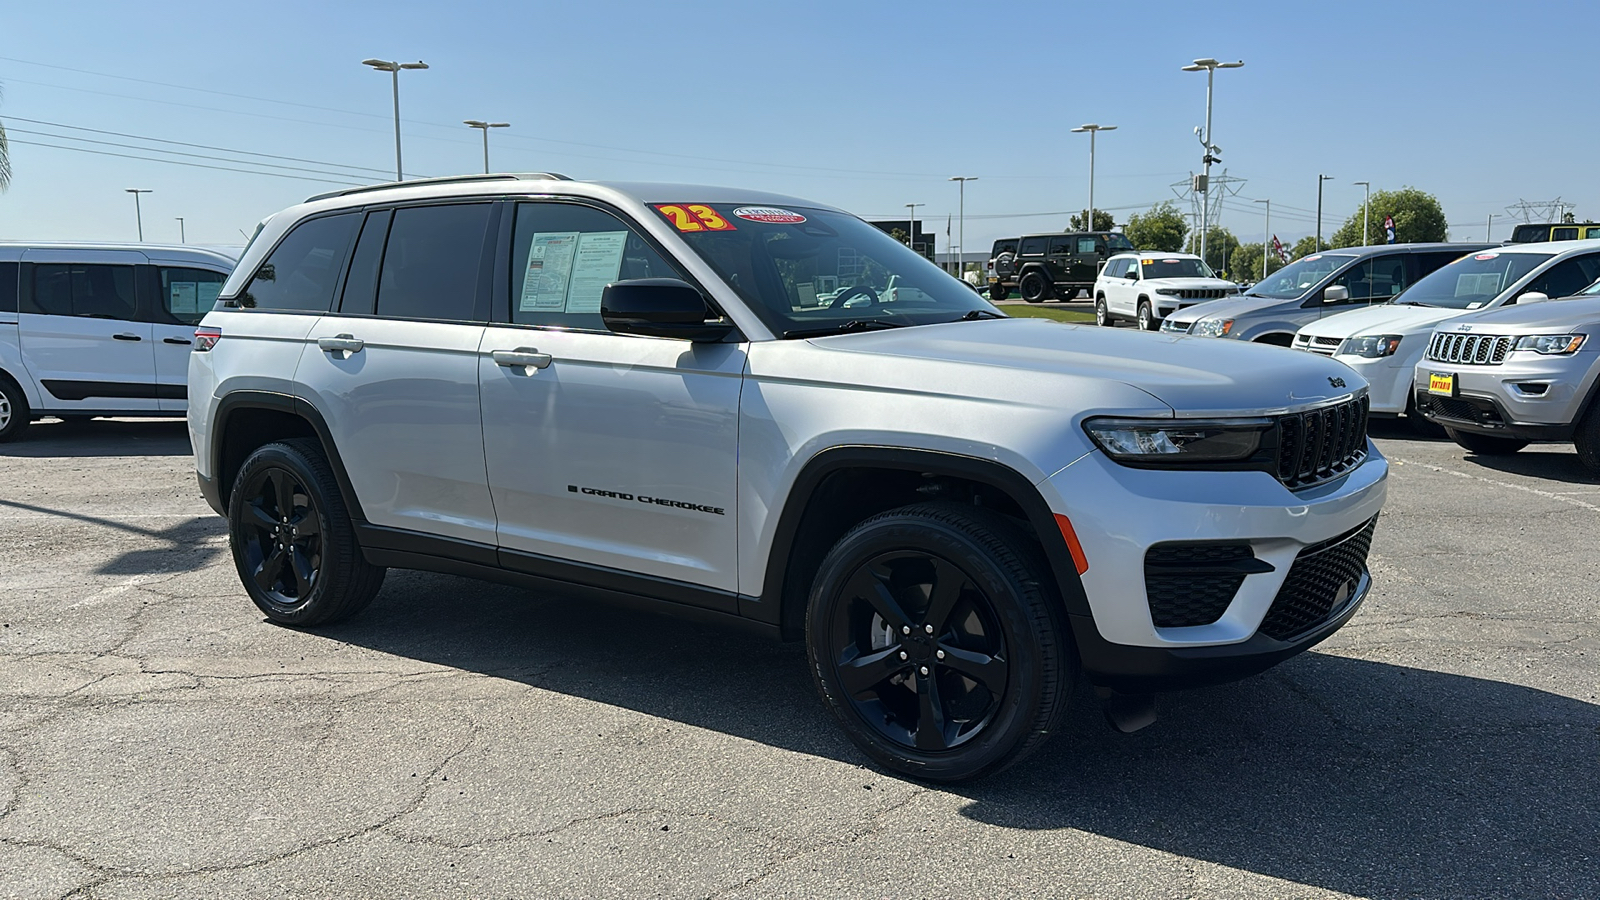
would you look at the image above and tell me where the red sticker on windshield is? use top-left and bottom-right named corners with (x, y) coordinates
top-left (1474, 253), bottom-right (1498, 260)
top-left (732, 206), bottom-right (806, 224)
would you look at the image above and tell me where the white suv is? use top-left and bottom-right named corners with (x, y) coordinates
top-left (1092, 252), bottom-right (1239, 330)
top-left (189, 174), bottom-right (1387, 781)
top-left (0, 242), bottom-right (237, 441)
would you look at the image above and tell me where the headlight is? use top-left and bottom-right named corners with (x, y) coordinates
top-left (1192, 318), bottom-right (1235, 338)
top-left (1513, 334), bottom-right (1586, 355)
top-left (1337, 334), bottom-right (1403, 358)
top-left (1084, 417), bottom-right (1273, 466)
top-left (1155, 288), bottom-right (1181, 296)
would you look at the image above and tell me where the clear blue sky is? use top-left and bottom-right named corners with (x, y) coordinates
top-left (1, 0), bottom-right (1593, 254)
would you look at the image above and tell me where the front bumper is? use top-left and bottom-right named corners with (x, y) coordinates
top-left (1412, 354), bottom-right (1595, 438)
top-left (1039, 445), bottom-right (1387, 692)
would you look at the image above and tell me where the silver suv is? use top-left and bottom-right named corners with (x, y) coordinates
top-left (189, 174), bottom-right (1388, 781)
top-left (1415, 289), bottom-right (1600, 470)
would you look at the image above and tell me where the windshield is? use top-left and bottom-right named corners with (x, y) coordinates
top-left (1141, 257), bottom-right (1214, 279)
top-left (1245, 254), bottom-right (1356, 299)
top-left (661, 204), bottom-right (995, 337)
top-left (1394, 251), bottom-right (1552, 309)
top-left (1106, 234), bottom-right (1135, 251)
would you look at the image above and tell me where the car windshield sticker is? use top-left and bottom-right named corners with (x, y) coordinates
top-left (169, 281), bottom-right (199, 315)
top-left (519, 232), bottom-right (579, 311)
top-left (732, 206), bottom-right (807, 224)
top-left (1163, 259), bottom-right (1181, 264)
top-left (563, 231), bottom-right (629, 314)
top-left (1474, 253), bottom-right (1499, 260)
top-left (1467, 302), bottom-right (1484, 308)
top-left (1305, 255), bottom-right (1322, 261)
top-left (1142, 259), bottom-right (1155, 265)
top-left (655, 204), bottom-right (736, 232)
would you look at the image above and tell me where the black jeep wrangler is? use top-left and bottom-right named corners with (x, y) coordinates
top-left (987, 231), bottom-right (1135, 303)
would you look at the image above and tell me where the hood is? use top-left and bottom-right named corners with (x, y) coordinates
top-left (808, 318), bottom-right (1364, 415)
top-left (1436, 296), bottom-right (1600, 334)
top-left (1297, 303), bottom-right (1468, 339)
top-left (1145, 277), bottom-right (1238, 291)
top-left (1163, 293), bottom-right (1291, 325)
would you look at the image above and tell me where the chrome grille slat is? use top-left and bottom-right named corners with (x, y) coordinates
top-left (1426, 332), bottom-right (1513, 365)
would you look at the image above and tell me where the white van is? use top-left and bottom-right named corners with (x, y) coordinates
top-left (0, 242), bottom-right (239, 441)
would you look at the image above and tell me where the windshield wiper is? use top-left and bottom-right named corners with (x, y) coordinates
top-left (956, 309), bottom-right (1007, 321)
top-left (783, 319), bottom-right (905, 339)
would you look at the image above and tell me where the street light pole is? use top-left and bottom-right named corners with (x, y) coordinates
top-left (1070, 124), bottom-right (1116, 236)
top-left (464, 120), bottom-right (510, 174)
top-left (362, 58), bottom-right (429, 181)
top-left (905, 203), bottom-right (924, 251)
top-left (1487, 213), bottom-right (1498, 242)
top-left (1253, 198), bottom-right (1270, 280)
top-left (1353, 181), bottom-right (1370, 246)
top-left (125, 189), bottom-right (151, 241)
top-left (948, 177), bottom-right (978, 278)
top-left (1316, 174), bottom-right (1334, 249)
top-left (175, 217), bottom-right (185, 244)
top-left (1181, 58), bottom-right (1243, 268)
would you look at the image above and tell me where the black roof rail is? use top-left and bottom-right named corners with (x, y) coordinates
top-left (304, 172), bottom-right (573, 203)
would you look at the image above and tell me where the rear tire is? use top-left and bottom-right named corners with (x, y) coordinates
top-left (1406, 392), bottom-right (1446, 438)
top-left (1574, 406), bottom-right (1600, 474)
top-left (1446, 428), bottom-right (1528, 456)
top-left (1094, 295), bottom-right (1111, 327)
top-left (0, 376), bottom-right (30, 443)
top-left (806, 503), bottom-right (1073, 783)
top-left (228, 438), bottom-right (386, 626)
top-left (1019, 272), bottom-right (1049, 304)
top-left (988, 284), bottom-right (1007, 303)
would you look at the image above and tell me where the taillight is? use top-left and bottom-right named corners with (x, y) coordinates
top-left (194, 327), bottom-right (221, 351)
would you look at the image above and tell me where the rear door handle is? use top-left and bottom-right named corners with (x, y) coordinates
top-left (491, 347), bottom-right (553, 370)
top-left (318, 334), bottom-right (364, 354)
top-left (112, 333), bottom-right (142, 342)
top-left (163, 337), bottom-right (193, 346)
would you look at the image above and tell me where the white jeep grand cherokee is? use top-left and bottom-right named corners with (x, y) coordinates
top-left (189, 174), bottom-right (1387, 781)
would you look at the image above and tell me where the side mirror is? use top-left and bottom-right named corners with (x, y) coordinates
top-left (1517, 291), bottom-right (1552, 305)
top-left (1323, 285), bottom-right (1350, 303)
top-left (601, 278), bottom-right (733, 342)
top-left (1127, 269), bottom-right (1140, 281)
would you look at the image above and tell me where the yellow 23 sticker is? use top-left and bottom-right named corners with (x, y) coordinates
top-left (655, 204), bottom-right (737, 232)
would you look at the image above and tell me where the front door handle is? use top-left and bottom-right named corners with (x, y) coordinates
top-left (112, 333), bottom-right (143, 342)
top-left (163, 337), bottom-right (193, 346)
top-left (491, 347), bottom-right (553, 370)
top-left (318, 334), bottom-right (364, 354)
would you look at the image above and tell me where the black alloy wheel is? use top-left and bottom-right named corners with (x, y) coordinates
top-left (1019, 272), bottom-right (1048, 303)
top-left (0, 376), bottom-right (30, 443)
top-left (1094, 295), bottom-right (1111, 327)
top-left (807, 503), bottom-right (1071, 782)
top-left (228, 439), bottom-right (385, 626)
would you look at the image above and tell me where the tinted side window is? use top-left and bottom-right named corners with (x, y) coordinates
top-left (1552, 227), bottom-right (1580, 242)
top-left (1334, 255), bottom-right (1408, 301)
top-left (1018, 237), bottom-right (1048, 256)
top-left (159, 267), bottom-right (228, 326)
top-left (1047, 236), bottom-right (1074, 255)
top-left (374, 204), bottom-right (493, 321)
top-left (337, 209), bottom-right (393, 316)
top-left (991, 240), bottom-right (1018, 256)
top-left (0, 262), bottom-right (17, 314)
top-left (1416, 251), bottom-right (1468, 277)
top-left (32, 264), bottom-right (138, 319)
top-left (510, 202), bottom-right (685, 331)
top-left (1521, 254), bottom-right (1600, 300)
top-left (239, 213), bottom-right (359, 311)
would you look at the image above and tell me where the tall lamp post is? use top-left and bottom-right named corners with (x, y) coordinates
top-left (948, 176), bottom-right (978, 277)
top-left (1486, 213), bottom-right (1498, 242)
top-left (1070, 124), bottom-right (1115, 235)
top-left (1181, 58), bottom-right (1243, 267)
top-left (1316, 174), bottom-right (1335, 249)
top-left (125, 189), bottom-right (152, 241)
top-left (362, 58), bottom-right (429, 181)
top-left (1253, 198), bottom-right (1271, 280)
top-left (464, 120), bottom-right (510, 174)
top-left (1353, 181), bottom-right (1371, 246)
top-left (905, 203), bottom-right (924, 252)
top-left (175, 217), bottom-right (185, 244)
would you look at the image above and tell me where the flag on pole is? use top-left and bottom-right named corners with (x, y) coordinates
top-left (1271, 234), bottom-right (1289, 263)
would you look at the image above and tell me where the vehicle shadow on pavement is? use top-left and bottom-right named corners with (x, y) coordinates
top-left (1461, 448), bottom-right (1600, 485)
top-left (0, 419), bottom-right (192, 458)
top-left (327, 571), bottom-right (1599, 899)
top-left (0, 498), bottom-right (224, 575)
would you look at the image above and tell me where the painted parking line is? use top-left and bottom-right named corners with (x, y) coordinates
top-left (1391, 456), bottom-right (1600, 513)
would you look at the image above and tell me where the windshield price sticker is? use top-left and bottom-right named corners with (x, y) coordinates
top-left (1474, 253), bottom-right (1499, 260)
top-left (655, 204), bottom-right (737, 232)
top-left (732, 206), bottom-right (807, 224)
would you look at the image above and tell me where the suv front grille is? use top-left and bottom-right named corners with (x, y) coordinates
top-left (1426, 333), bottom-right (1513, 365)
top-left (1144, 543), bottom-right (1270, 628)
top-left (1258, 516), bottom-right (1377, 641)
top-left (1174, 288), bottom-right (1229, 300)
top-left (1274, 396), bottom-right (1370, 490)
top-left (1417, 393), bottom-right (1505, 427)
top-left (1291, 334), bottom-right (1344, 357)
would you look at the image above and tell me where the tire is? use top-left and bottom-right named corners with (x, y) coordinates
top-left (1018, 272), bottom-right (1049, 304)
top-left (228, 438), bottom-right (386, 626)
top-left (1094, 295), bottom-right (1111, 327)
top-left (1445, 427), bottom-right (1528, 456)
top-left (1137, 300), bottom-right (1156, 332)
top-left (1576, 405), bottom-right (1600, 474)
top-left (988, 284), bottom-right (1008, 303)
top-left (0, 375), bottom-right (30, 443)
top-left (805, 502), bottom-right (1073, 783)
top-left (1405, 392), bottom-right (1446, 438)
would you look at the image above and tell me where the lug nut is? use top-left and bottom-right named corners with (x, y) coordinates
top-left (901, 625), bottom-right (911, 635)
top-left (924, 624), bottom-right (934, 634)
top-left (899, 651), bottom-right (908, 660)
top-left (936, 650), bottom-right (945, 660)
top-left (919, 666), bottom-right (930, 675)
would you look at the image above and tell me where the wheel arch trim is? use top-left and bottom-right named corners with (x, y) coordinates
top-left (210, 390), bottom-right (367, 524)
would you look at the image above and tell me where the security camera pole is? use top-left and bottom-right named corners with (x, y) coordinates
top-left (1181, 58), bottom-right (1243, 268)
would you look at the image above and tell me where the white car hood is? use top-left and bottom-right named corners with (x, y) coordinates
top-left (808, 318), bottom-right (1363, 414)
top-left (1297, 303), bottom-right (1468, 339)
top-left (1143, 277), bottom-right (1238, 291)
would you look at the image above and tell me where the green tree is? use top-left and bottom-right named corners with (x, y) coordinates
top-left (1068, 209), bottom-right (1115, 232)
top-left (889, 228), bottom-right (909, 246)
top-left (1291, 235), bottom-right (1330, 260)
top-left (1229, 242), bottom-right (1287, 282)
top-left (1184, 226), bottom-right (1240, 274)
top-left (1330, 187), bottom-right (1447, 247)
top-left (1123, 201), bottom-right (1187, 252)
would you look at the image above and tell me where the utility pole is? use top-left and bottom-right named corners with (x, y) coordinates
top-left (905, 203), bottom-right (924, 251)
top-left (948, 177), bottom-right (978, 278)
top-left (1353, 181), bottom-right (1370, 246)
top-left (1316, 174), bottom-right (1334, 249)
top-left (464, 120), bottom-right (510, 174)
top-left (175, 217), bottom-right (185, 244)
top-left (125, 189), bottom-right (152, 241)
top-left (362, 58), bottom-right (429, 181)
top-left (1486, 213), bottom-right (1498, 242)
top-left (1182, 58), bottom-right (1243, 268)
top-left (1253, 198), bottom-right (1270, 280)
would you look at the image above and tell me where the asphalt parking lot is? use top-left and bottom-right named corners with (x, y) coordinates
top-left (2, 418), bottom-right (1596, 899)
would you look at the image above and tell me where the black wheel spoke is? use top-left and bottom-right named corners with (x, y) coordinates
top-left (253, 548), bottom-right (286, 593)
top-left (914, 671), bottom-right (950, 751)
top-left (272, 472), bottom-right (295, 521)
top-left (923, 559), bottom-right (966, 633)
top-left (289, 547), bottom-right (315, 598)
top-left (292, 511), bottom-right (320, 538)
top-left (836, 645), bottom-right (910, 698)
top-left (246, 502), bottom-right (277, 532)
top-left (939, 644), bottom-right (1008, 694)
top-left (843, 563), bottom-right (911, 631)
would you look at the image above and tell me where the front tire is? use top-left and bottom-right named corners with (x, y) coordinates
top-left (1446, 428), bottom-right (1528, 456)
top-left (806, 503), bottom-right (1073, 783)
top-left (1018, 272), bottom-right (1049, 304)
top-left (1137, 300), bottom-right (1156, 332)
top-left (1577, 406), bottom-right (1600, 474)
top-left (0, 376), bottom-right (30, 443)
top-left (228, 438), bottom-right (386, 626)
top-left (1094, 295), bottom-right (1111, 327)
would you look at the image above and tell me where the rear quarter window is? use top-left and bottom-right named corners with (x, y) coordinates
top-left (0, 262), bottom-right (17, 314)
top-left (236, 213), bottom-right (360, 312)
top-left (1018, 237), bottom-right (1048, 256)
